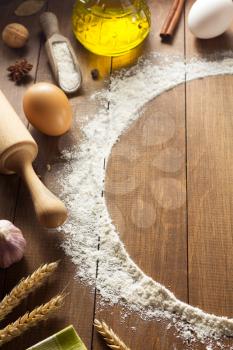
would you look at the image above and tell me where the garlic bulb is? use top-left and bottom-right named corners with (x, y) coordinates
top-left (0, 220), bottom-right (26, 269)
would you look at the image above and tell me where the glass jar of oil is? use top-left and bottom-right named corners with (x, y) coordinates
top-left (72, 0), bottom-right (151, 56)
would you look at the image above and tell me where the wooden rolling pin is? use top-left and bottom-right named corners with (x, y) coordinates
top-left (0, 90), bottom-right (67, 228)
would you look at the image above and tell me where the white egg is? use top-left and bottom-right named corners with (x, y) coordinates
top-left (188, 0), bottom-right (233, 39)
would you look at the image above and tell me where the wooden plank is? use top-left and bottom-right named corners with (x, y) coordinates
top-left (186, 75), bottom-right (233, 315)
top-left (0, 0), bottom-right (43, 300)
top-left (185, 0), bottom-right (233, 348)
top-left (93, 1), bottom-right (187, 349)
top-left (1, 0), bottom-right (111, 349)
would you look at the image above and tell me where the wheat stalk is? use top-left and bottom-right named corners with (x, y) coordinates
top-left (0, 262), bottom-right (58, 322)
top-left (0, 294), bottom-right (65, 346)
top-left (94, 319), bottom-right (131, 350)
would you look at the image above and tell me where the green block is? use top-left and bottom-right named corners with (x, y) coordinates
top-left (27, 325), bottom-right (88, 350)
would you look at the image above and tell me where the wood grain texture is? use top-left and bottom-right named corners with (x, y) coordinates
top-left (185, 0), bottom-right (233, 324)
top-left (94, 1), bottom-right (188, 350)
top-left (0, 0), bottom-right (43, 305)
top-left (95, 89), bottom-right (188, 350)
top-left (0, 0), bottom-right (233, 349)
top-left (185, 0), bottom-right (233, 318)
top-left (186, 76), bottom-right (233, 317)
top-left (185, 1), bottom-right (233, 348)
top-left (0, 0), bottom-right (111, 349)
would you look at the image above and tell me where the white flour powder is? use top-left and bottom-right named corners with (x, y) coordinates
top-left (57, 53), bottom-right (233, 348)
top-left (52, 42), bottom-right (80, 92)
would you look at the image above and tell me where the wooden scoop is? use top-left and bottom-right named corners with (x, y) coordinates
top-left (40, 12), bottom-right (82, 94)
top-left (0, 90), bottom-right (68, 228)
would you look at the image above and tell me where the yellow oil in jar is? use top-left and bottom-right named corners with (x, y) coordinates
top-left (72, 0), bottom-right (151, 56)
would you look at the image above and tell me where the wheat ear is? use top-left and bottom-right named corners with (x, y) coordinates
top-left (0, 262), bottom-right (58, 322)
top-left (94, 319), bottom-right (131, 350)
top-left (0, 294), bottom-right (65, 346)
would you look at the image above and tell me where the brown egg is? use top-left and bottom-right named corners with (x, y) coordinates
top-left (23, 82), bottom-right (72, 136)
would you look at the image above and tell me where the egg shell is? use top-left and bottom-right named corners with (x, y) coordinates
top-left (23, 82), bottom-right (72, 136)
top-left (188, 0), bottom-right (233, 39)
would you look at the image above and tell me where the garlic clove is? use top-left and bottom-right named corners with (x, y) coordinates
top-left (0, 220), bottom-right (26, 269)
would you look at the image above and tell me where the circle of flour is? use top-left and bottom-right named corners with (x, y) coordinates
top-left (58, 53), bottom-right (233, 346)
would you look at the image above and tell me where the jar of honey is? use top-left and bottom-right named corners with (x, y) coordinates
top-left (72, 0), bottom-right (151, 56)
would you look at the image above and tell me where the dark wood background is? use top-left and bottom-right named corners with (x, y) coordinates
top-left (0, 0), bottom-right (232, 349)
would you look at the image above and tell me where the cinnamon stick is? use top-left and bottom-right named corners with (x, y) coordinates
top-left (160, 0), bottom-right (185, 40)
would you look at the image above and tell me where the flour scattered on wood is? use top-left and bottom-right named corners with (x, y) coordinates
top-left (52, 42), bottom-right (80, 92)
top-left (57, 52), bottom-right (233, 349)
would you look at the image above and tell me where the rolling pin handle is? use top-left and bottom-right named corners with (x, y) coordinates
top-left (40, 12), bottom-right (60, 39)
top-left (21, 161), bottom-right (68, 228)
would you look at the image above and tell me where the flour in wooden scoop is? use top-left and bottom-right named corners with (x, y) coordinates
top-left (52, 42), bottom-right (81, 92)
top-left (57, 53), bottom-right (233, 348)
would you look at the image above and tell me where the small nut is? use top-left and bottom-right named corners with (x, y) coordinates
top-left (2, 23), bottom-right (29, 48)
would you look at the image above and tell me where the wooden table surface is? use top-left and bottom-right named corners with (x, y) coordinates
top-left (0, 0), bottom-right (233, 349)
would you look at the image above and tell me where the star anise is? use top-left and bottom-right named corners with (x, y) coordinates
top-left (7, 59), bottom-right (33, 83)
